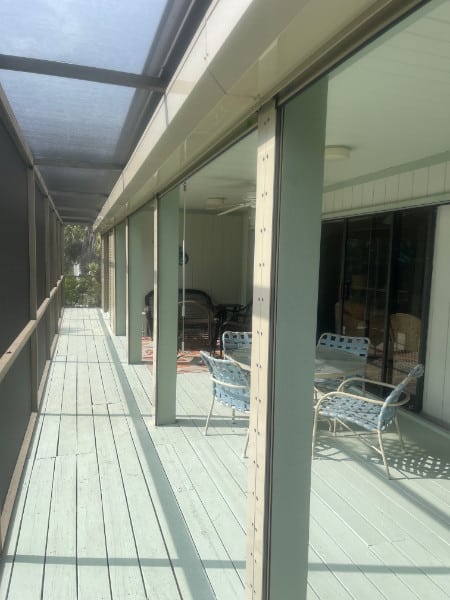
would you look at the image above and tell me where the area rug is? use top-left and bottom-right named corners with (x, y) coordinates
top-left (142, 337), bottom-right (208, 374)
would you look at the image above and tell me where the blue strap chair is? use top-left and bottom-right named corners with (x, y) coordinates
top-left (312, 364), bottom-right (424, 478)
top-left (200, 351), bottom-right (250, 457)
top-left (315, 332), bottom-right (370, 399)
top-left (222, 330), bottom-right (252, 353)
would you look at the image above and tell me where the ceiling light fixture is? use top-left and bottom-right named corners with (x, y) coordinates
top-left (324, 145), bottom-right (351, 161)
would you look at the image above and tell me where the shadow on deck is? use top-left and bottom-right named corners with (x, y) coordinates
top-left (0, 308), bottom-right (449, 600)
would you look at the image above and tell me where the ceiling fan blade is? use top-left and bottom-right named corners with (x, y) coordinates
top-left (217, 203), bottom-right (249, 216)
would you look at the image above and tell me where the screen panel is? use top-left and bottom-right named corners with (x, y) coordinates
top-left (0, 120), bottom-right (30, 355)
top-left (0, 342), bottom-right (32, 512)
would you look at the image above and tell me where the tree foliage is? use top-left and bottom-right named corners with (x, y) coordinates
top-left (64, 225), bottom-right (101, 307)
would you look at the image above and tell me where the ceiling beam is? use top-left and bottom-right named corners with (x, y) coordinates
top-left (50, 190), bottom-right (109, 199)
top-left (62, 215), bottom-right (95, 224)
top-left (58, 206), bottom-right (98, 215)
top-left (0, 53), bottom-right (167, 92)
top-left (35, 158), bottom-right (123, 171)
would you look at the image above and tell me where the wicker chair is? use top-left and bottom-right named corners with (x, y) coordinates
top-left (389, 313), bottom-right (421, 374)
top-left (312, 364), bottom-right (424, 478)
top-left (200, 351), bottom-right (251, 457)
top-left (144, 288), bottom-right (215, 352)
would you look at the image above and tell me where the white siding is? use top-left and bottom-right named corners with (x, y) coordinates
top-left (423, 204), bottom-right (450, 426)
top-left (179, 213), bottom-right (246, 304)
top-left (323, 159), bottom-right (450, 217)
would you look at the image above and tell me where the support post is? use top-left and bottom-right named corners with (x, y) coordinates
top-left (101, 234), bottom-right (110, 313)
top-left (246, 80), bottom-right (328, 600)
top-left (127, 209), bottom-right (144, 363)
top-left (153, 190), bottom-right (179, 425)
top-left (108, 229), bottom-right (116, 329)
top-left (114, 221), bottom-right (127, 336)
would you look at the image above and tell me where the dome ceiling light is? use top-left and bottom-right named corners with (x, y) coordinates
top-left (324, 145), bottom-right (351, 161)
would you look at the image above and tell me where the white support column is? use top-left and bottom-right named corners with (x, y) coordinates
top-left (114, 221), bottom-right (127, 336)
top-left (127, 209), bottom-right (144, 364)
top-left (247, 79), bottom-right (328, 600)
top-left (101, 234), bottom-right (109, 313)
top-left (108, 229), bottom-right (116, 330)
top-left (153, 190), bottom-right (179, 426)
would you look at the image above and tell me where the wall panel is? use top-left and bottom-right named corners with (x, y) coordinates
top-left (181, 212), bottom-right (245, 303)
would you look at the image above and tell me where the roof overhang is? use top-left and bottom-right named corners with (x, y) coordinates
top-left (94, 0), bottom-right (427, 233)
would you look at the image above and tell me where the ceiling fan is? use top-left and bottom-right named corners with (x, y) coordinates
top-left (206, 190), bottom-right (256, 216)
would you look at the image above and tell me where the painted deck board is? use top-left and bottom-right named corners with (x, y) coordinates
top-left (42, 455), bottom-right (77, 600)
top-left (1, 308), bottom-right (450, 600)
top-left (76, 452), bottom-right (111, 600)
top-left (6, 457), bottom-right (55, 600)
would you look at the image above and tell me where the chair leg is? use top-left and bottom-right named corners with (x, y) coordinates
top-left (394, 415), bottom-right (405, 451)
top-left (204, 397), bottom-right (215, 436)
top-left (242, 429), bottom-right (250, 458)
top-left (311, 410), bottom-right (319, 457)
top-left (378, 430), bottom-right (390, 479)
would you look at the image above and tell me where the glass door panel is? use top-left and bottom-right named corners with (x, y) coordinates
top-left (317, 220), bottom-right (344, 337)
top-left (342, 215), bottom-right (392, 382)
top-left (387, 208), bottom-right (432, 405)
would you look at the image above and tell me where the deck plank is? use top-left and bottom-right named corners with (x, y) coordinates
top-left (92, 400), bottom-right (147, 599)
top-left (3, 308), bottom-right (450, 600)
top-left (35, 362), bottom-right (65, 460)
top-left (307, 547), bottom-right (354, 600)
top-left (57, 361), bottom-right (77, 456)
top-left (77, 452), bottom-right (112, 600)
top-left (107, 403), bottom-right (182, 600)
top-left (42, 455), bottom-right (77, 600)
top-left (6, 458), bottom-right (55, 600)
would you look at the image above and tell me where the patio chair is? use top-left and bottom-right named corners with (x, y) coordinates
top-left (315, 332), bottom-right (370, 398)
top-left (317, 332), bottom-right (370, 357)
top-left (312, 363), bottom-right (424, 478)
top-left (200, 351), bottom-right (251, 457)
top-left (215, 301), bottom-right (252, 356)
top-left (222, 330), bottom-right (252, 354)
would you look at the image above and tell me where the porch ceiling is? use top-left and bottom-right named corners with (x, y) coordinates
top-left (0, 0), bottom-right (212, 224)
top-left (183, 1), bottom-right (450, 214)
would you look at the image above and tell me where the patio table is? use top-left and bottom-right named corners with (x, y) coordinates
top-left (225, 346), bottom-right (366, 380)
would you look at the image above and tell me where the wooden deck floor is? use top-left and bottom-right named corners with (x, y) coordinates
top-left (1, 308), bottom-right (449, 599)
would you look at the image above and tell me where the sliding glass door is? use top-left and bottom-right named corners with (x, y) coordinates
top-left (317, 206), bottom-right (435, 410)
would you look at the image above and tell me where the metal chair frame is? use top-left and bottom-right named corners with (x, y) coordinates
top-left (312, 364), bottom-right (424, 478)
top-left (200, 351), bottom-right (250, 457)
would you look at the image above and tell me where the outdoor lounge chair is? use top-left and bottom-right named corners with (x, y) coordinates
top-left (312, 363), bottom-right (424, 478)
top-left (200, 351), bottom-right (251, 457)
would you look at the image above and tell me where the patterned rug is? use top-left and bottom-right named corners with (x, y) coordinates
top-left (142, 337), bottom-right (208, 374)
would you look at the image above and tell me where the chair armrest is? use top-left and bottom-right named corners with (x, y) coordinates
top-left (337, 377), bottom-right (397, 393)
top-left (211, 377), bottom-right (249, 390)
top-left (315, 389), bottom-right (411, 411)
top-left (315, 390), bottom-right (386, 410)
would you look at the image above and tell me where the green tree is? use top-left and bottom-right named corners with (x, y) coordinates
top-left (64, 225), bottom-right (101, 307)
